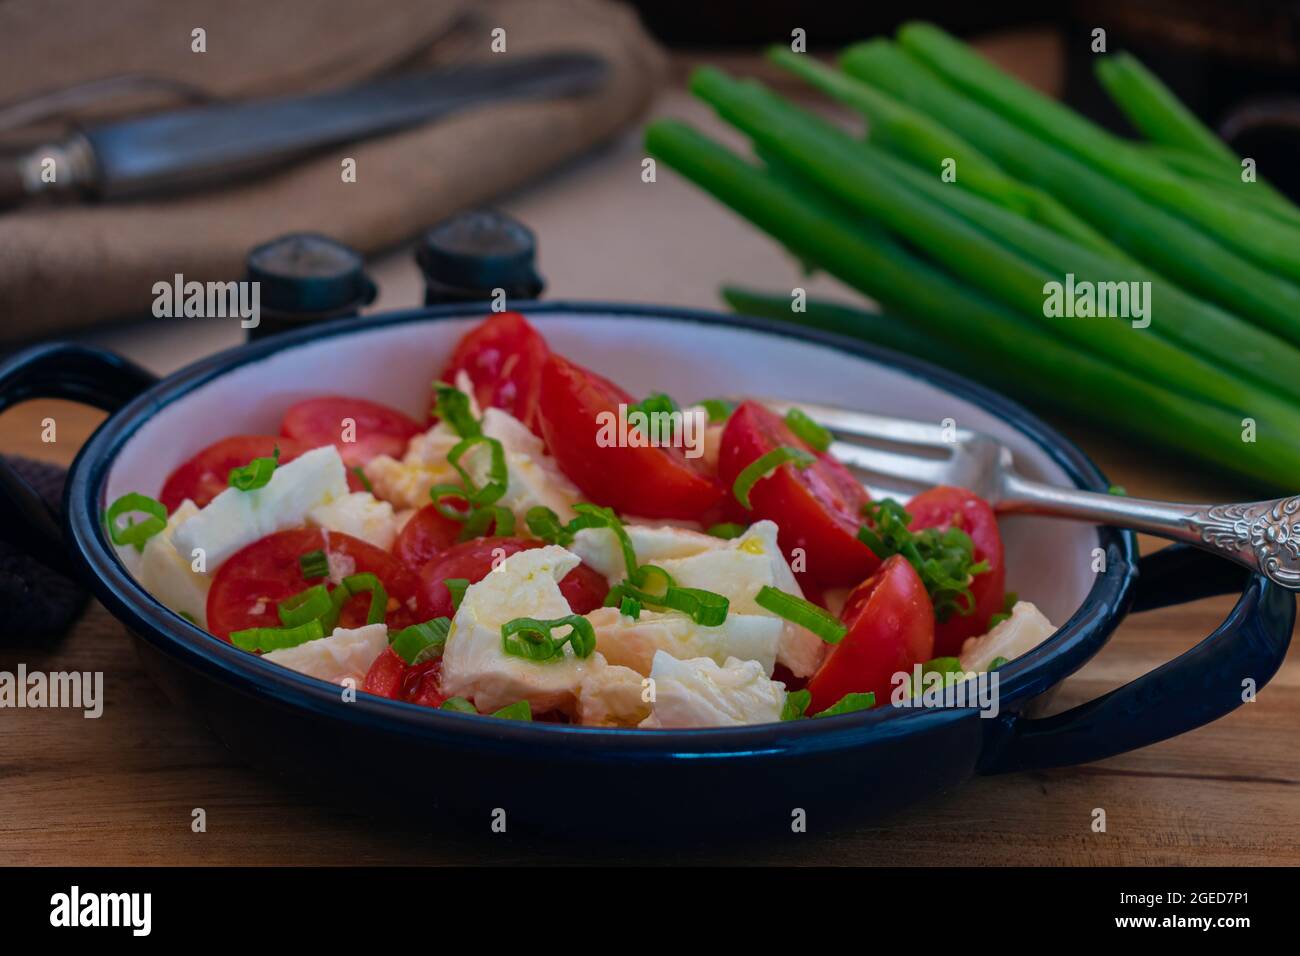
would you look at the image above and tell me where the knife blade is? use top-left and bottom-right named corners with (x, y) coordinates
top-left (1, 52), bottom-right (606, 204)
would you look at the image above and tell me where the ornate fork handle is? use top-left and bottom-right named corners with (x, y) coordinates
top-left (1190, 498), bottom-right (1300, 588)
top-left (997, 474), bottom-right (1300, 591)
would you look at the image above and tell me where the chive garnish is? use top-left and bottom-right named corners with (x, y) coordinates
top-left (525, 505), bottom-right (574, 546)
top-left (228, 446), bottom-right (280, 491)
top-left (858, 499), bottom-right (990, 622)
top-left (431, 382), bottom-right (482, 438)
top-left (439, 696), bottom-right (477, 714)
top-left (732, 446), bottom-right (814, 509)
top-left (501, 615), bottom-right (596, 662)
top-left (390, 617), bottom-right (451, 665)
top-left (783, 407), bottom-right (833, 452)
top-left (230, 617), bottom-right (326, 652)
top-left (444, 578), bottom-right (469, 611)
top-left (699, 398), bottom-right (735, 423)
top-left (105, 492), bottom-right (168, 552)
top-left (706, 522), bottom-right (747, 539)
top-left (491, 701), bottom-right (533, 721)
top-left (755, 585), bottom-right (846, 644)
top-left (277, 584), bottom-right (333, 628)
top-left (298, 549), bottom-right (329, 579)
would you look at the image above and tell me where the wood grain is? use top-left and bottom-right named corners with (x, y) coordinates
top-left (0, 400), bottom-right (1295, 865)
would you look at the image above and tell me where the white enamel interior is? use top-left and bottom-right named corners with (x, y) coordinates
top-left (104, 312), bottom-right (1100, 626)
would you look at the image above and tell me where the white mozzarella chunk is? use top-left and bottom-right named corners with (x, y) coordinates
top-left (639, 652), bottom-right (786, 729)
top-left (473, 407), bottom-right (580, 524)
top-left (308, 491), bottom-right (401, 550)
top-left (573, 520), bottom-right (825, 677)
top-left (262, 623), bottom-right (388, 686)
top-left (138, 499), bottom-right (211, 627)
top-left (440, 545), bottom-right (594, 714)
top-left (361, 455), bottom-right (453, 511)
top-left (569, 523), bottom-right (724, 581)
top-left (172, 445), bottom-right (348, 571)
top-left (576, 657), bottom-right (650, 727)
top-left (959, 601), bottom-right (1056, 672)
top-left (586, 605), bottom-right (782, 676)
top-left (361, 415), bottom-right (461, 511)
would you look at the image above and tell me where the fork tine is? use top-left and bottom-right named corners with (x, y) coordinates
top-left (828, 440), bottom-right (952, 487)
top-left (862, 481), bottom-right (918, 502)
top-left (756, 398), bottom-right (974, 447)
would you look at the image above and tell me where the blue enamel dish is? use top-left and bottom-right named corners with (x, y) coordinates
top-left (0, 301), bottom-right (1291, 835)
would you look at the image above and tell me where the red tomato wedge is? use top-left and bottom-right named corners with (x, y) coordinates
top-left (363, 649), bottom-right (449, 708)
top-left (416, 536), bottom-right (609, 619)
top-left (806, 555), bottom-right (935, 713)
top-left (718, 401), bottom-right (876, 587)
top-left (207, 528), bottom-right (421, 640)
top-left (280, 396), bottom-right (422, 468)
top-left (362, 646), bottom-right (406, 699)
top-left (440, 312), bottom-right (550, 432)
top-left (907, 486), bottom-right (1006, 657)
top-left (159, 435), bottom-right (310, 512)
top-left (392, 504), bottom-right (464, 570)
top-left (537, 355), bottom-right (724, 520)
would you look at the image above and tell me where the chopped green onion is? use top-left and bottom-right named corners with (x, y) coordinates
top-left (352, 466), bottom-right (374, 494)
top-left (631, 564), bottom-right (675, 599)
top-left (784, 407), bottom-right (833, 452)
top-left (491, 701), bottom-right (533, 721)
top-left (906, 657), bottom-right (972, 697)
top-left (501, 615), bottom-right (597, 662)
top-left (987, 591), bottom-right (1018, 629)
top-left (699, 398), bottom-right (735, 423)
top-left (525, 505), bottom-right (573, 546)
top-left (432, 381), bottom-right (482, 438)
top-left (858, 499), bottom-right (989, 622)
top-left (228, 446), bottom-right (280, 491)
top-left (781, 688), bottom-right (812, 721)
top-left (732, 446), bottom-right (814, 509)
top-left (439, 696), bottom-right (477, 714)
top-left (341, 572), bottom-right (388, 626)
top-left (298, 549), bottom-right (329, 580)
top-left (444, 578), bottom-right (469, 611)
top-left (448, 435), bottom-right (508, 507)
top-left (989, 656), bottom-right (1009, 670)
top-left (755, 585), bottom-right (846, 644)
top-left (428, 483), bottom-right (472, 521)
top-left (706, 522), bottom-right (747, 539)
top-left (230, 617), bottom-right (325, 652)
top-left (277, 584), bottom-right (333, 627)
top-left (627, 393), bottom-right (681, 440)
top-left (661, 586), bottom-right (730, 626)
top-left (457, 504), bottom-right (515, 541)
top-left (179, 611), bottom-right (198, 625)
top-left (619, 595), bottom-right (642, 619)
top-left (813, 691), bottom-right (876, 717)
top-left (390, 617), bottom-right (451, 665)
top-left (568, 503), bottom-right (638, 581)
top-left (105, 492), bottom-right (168, 552)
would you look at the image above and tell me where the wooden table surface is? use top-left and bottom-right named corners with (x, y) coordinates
top-left (1, 38), bottom-right (1297, 866)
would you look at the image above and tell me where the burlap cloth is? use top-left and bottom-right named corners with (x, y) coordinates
top-left (0, 0), bottom-right (666, 342)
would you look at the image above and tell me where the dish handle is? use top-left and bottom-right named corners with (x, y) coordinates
top-left (0, 343), bottom-right (157, 578)
top-left (979, 544), bottom-right (1295, 773)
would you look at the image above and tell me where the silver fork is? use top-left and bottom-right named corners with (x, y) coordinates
top-left (760, 398), bottom-right (1300, 591)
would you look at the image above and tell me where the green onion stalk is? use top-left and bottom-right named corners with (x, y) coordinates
top-left (837, 40), bottom-right (1300, 343)
top-left (644, 118), bottom-right (1300, 488)
top-left (895, 22), bottom-right (1300, 282)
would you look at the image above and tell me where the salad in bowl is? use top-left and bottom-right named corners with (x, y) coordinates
top-left (104, 312), bottom-right (1056, 728)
